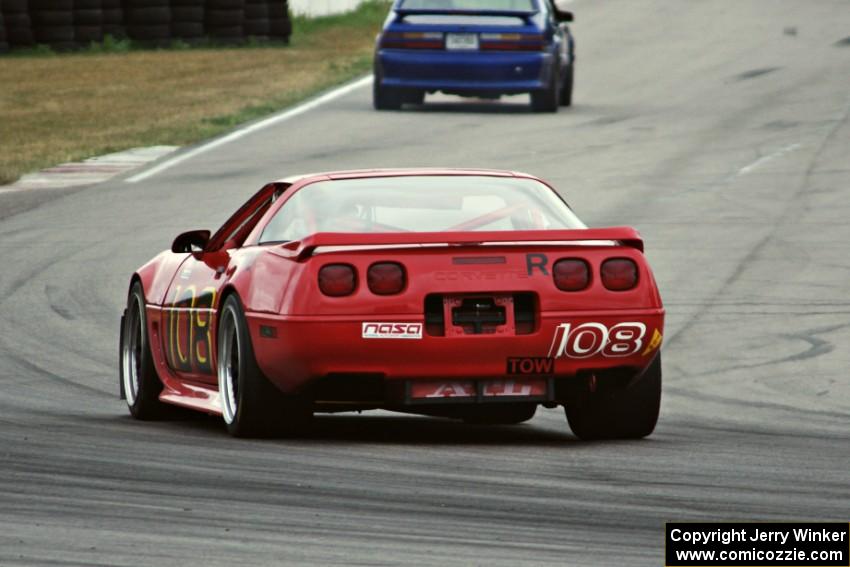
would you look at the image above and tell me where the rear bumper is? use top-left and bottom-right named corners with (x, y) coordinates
top-left (247, 309), bottom-right (665, 400)
top-left (376, 49), bottom-right (554, 93)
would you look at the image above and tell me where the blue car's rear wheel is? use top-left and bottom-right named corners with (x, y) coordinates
top-left (531, 71), bottom-right (560, 113)
top-left (373, 75), bottom-right (402, 111)
top-left (560, 65), bottom-right (574, 107)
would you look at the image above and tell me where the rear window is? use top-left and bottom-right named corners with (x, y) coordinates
top-left (399, 0), bottom-right (536, 10)
top-left (259, 175), bottom-right (584, 244)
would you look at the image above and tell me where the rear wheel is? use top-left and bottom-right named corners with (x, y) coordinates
top-left (565, 354), bottom-right (662, 440)
top-left (217, 294), bottom-right (310, 437)
top-left (120, 282), bottom-right (168, 420)
top-left (373, 77), bottom-right (403, 111)
top-left (531, 68), bottom-right (560, 113)
top-left (559, 64), bottom-right (574, 106)
top-left (404, 89), bottom-right (425, 106)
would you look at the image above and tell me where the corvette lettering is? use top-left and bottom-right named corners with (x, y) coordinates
top-left (434, 270), bottom-right (528, 281)
top-left (548, 322), bottom-right (647, 359)
top-left (362, 322), bottom-right (423, 339)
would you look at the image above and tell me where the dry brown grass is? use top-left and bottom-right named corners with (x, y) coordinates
top-left (0, 4), bottom-right (388, 185)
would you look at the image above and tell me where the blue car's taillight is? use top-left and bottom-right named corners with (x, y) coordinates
top-left (479, 33), bottom-right (547, 51)
top-left (380, 31), bottom-right (444, 49)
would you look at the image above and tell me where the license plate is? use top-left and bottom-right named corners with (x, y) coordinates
top-left (408, 379), bottom-right (547, 400)
top-left (446, 33), bottom-right (479, 51)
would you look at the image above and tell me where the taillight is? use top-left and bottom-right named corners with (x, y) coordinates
top-left (367, 262), bottom-right (406, 295)
top-left (601, 258), bottom-right (638, 291)
top-left (380, 31), bottom-right (444, 49)
top-left (553, 259), bottom-right (590, 291)
top-left (479, 33), bottom-right (547, 51)
top-left (318, 264), bottom-right (357, 297)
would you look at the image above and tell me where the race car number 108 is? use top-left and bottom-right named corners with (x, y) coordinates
top-left (548, 322), bottom-right (647, 359)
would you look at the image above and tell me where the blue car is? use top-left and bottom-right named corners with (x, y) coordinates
top-left (373, 0), bottom-right (575, 112)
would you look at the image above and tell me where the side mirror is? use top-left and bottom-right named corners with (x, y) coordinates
top-left (172, 229), bottom-right (211, 253)
top-left (554, 8), bottom-right (574, 22)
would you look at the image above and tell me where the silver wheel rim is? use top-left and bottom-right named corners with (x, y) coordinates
top-left (218, 305), bottom-right (239, 425)
top-left (122, 295), bottom-right (143, 407)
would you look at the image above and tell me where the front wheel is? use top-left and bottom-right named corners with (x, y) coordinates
top-left (120, 281), bottom-right (168, 420)
top-left (565, 354), bottom-right (662, 440)
top-left (217, 294), bottom-right (310, 437)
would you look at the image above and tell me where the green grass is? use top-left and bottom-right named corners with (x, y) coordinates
top-left (0, 1), bottom-right (390, 185)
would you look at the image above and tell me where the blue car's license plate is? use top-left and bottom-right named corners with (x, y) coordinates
top-left (446, 33), bottom-right (479, 51)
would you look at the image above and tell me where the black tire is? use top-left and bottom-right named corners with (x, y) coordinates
top-left (171, 21), bottom-right (202, 37)
top-left (565, 354), bottom-right (662, 440)
top-left (127, 23), bottom-right (169, 40)
top-left (32, 9), bottom-right (73, 26)
top-left (34, 25), bottom-right (74, 42)
top-left (207, 27), bottom-right (242, 41)
top-left (373, 75), bottom-right (402, 111)
top-left (243, 19), bottom-right (268, 36)
top-left (404, 89), bottom-right (425, 105)
top-left (74, 9), bottom-right (102, 25)
top-left (243, 2), bottom-right (266, 19)
top-left (102, 23), bottom-right (125, 37)
top-left (126, 6), bottom-right (169, 25)
top-left (120, 282), bottom-right (170, 420)
top-left (530, 70), bottom-right (559, 113)
top-left (462, 404), bottom-right (537, 425)
top-left (75, 24), bottom-right (102, 41)
top-left (217, 294), bottom-right (310, 437)
top-left (7, 25), bottom-right (35, 46)
top-left (124, 0), bottom-right (167, 7)
top-left (559, 64), bottom-right (573, 107)
top-left (209, 0), bottom-right (242, 9)
top-left (206, 8), bottom-right (241, 26)
top-left (31, 0), bottom-right (71, 10)
top-left (101, 7), bottom-right (121, 24)
top-left (3, 0), bottom-right (29, 13)
top-left (171, 5), bottom-right (203, 22)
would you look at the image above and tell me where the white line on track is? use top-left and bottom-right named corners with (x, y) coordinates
top-left (125, 74), bottom-right (374, 183)
top-left (735, 143), bottom-right (802, 177)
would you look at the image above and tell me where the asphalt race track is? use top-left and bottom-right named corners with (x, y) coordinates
top-left (1, 1), bottom-right (849, 565)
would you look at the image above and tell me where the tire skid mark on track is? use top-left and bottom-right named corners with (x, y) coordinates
top-left (2, 351), bottom-right (111, 398)
top-left (665, 97), bottom-right (850, 349)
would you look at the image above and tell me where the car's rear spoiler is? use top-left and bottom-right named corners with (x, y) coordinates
top-left (394, 8), bottom-right (538, 23)
top-left (278, 227), bottom-right (643, 260)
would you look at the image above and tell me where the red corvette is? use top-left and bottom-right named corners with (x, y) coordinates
top-left (120, 169), bottom-right (665, 438)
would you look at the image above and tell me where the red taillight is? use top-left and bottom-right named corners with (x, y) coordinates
top-left (367, 262), bottom-right (406, 295)
top-left (553, 259), bottom-right (590, 291)
top-left (318, 264), bottom-right (357, 297)
top-left (380, 31), bottom-right (444, 49)
top-left (479, 33), bottom-right (547, 51)
top-left (601, 258), bottom-right (638, 291)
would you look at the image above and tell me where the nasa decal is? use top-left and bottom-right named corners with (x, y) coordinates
top-left (362, 322), bottom-right (423, 339)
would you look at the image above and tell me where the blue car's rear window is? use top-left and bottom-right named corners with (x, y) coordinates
top-left (399, 0), bottom-right (536, 10)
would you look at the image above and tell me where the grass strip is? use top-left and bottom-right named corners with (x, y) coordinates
top-left (0, 1), bottom-right (390, 185)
